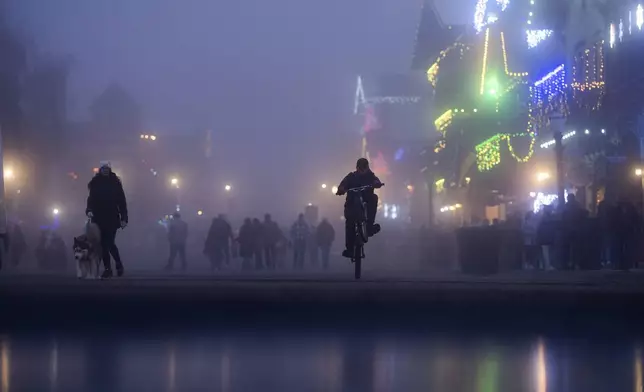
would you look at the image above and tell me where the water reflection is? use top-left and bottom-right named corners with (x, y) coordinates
top-left (1, 339), bottom-right (9, 392)
top-left (635, 347), bottom-right (642, 392)
top-left (0, 332), bottom-right (641, 391)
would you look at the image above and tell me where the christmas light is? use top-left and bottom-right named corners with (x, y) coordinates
top-left (619, 19), bottom-right (624, 42)
top-left (367, 96), bottom-right (421, 104)
top-left (480, 28), bottom-right (490, 95)
top-left (533, 64), bottom-right (565, 105)
top-left (475, 134), bottom-right (501, 171)
top-left (474, 0), bottom-right (488, 32)
top-left (426, 43), bottom-right (469, 88)
top-left (526, 30), bottom-right (553, 49)
top-left (497, 0), bottom-right (509, 11)
top-left (609, 23), bottom-right (615, 48)
top-left (500, 32), bottom-right (528, 76)
top-left (540, 131), bottom-right (576, 149)
top-left (638, 5), bottom-right (643, 30)
top-left (434, 110), bottom-right (454, 133)
top-left (354, 76), bottom-right (365, 115)
top-left (506, 133), bottom-right (535, 162)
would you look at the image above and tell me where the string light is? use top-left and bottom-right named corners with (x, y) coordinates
top-left (475, 134), bottom-right (502, 171)
top-left (354, 76), bottom-right (365, 115)
top-left (571, 42), bottom-right (605, 111)
top-left (540, 131), bottom-right (576, 149)
top-left (506, 133), bottom-right (535, 162)
top-left (638, 5), bottom-right (643, 30)
top-left (475, 132), bottom-right (536, 171)
top-left (619, 19), bottom-right (624, 42)
top-left (434, 110), bottom-right (454, 133)
top-left (367, 96), bottom-right (421, 104)
top-left (480, 28), bottom-right (490, 95)
top-left (609, 23), bottom-right (616, 48)
top-left (497, 0), bottom-right (509, 11)
top-left (474, 0), bottom-right (489, 32)
top-left (501, 31), bottom-right (528, 76)
top-left (533, 64), bottom-right (565, 105)
top-left (426, 43), bottom-right (468, 88)
top-left (526, 30), bottom-right (553, 48)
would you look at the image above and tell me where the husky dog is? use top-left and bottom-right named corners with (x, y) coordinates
top-left (73, 222), bottom-right (102, 279)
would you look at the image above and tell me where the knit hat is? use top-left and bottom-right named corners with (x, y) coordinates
top-left (99, 160), bottom-right (111, 169)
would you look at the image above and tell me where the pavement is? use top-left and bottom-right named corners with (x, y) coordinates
top-left (3, 268), bottom-right (644, 303)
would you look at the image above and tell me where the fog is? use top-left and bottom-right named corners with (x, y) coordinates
top-left (0, 0), bottom-right (471, 274)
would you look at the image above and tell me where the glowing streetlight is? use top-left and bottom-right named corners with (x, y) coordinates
top-left (3, 168), bottom-right (14, 180)
top-left (321, 183), bottom-right (327, 189)
top-left (406, 184), bottom-right (414, 192)
top-left (197, 210), bottom-right (203, 216)
top-left (636, 168), bottom-right (643, 177)
top-left (150, 135), bottom-right (157, 141)
top-left (170, 177), bottom-right (179, 187)
top-left (224, 184), bottom-right (232, 192)
top-left (536, 172), bottom-right (551, 182)
top-left (52, 208), bottom-right (60, 216)
top-left (331, 186), bottom-right (338, 195)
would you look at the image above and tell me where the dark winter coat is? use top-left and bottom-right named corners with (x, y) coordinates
top-left (86, 172), bottom-right (128, 227)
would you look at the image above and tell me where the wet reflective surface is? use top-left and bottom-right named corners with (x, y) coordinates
top-left (1, 330), bottom-right (642, 392)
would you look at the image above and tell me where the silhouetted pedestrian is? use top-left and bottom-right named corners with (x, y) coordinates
top-left (291, 214), bottom-right (309, 269)
top-left (316, 219), bottom-right (335, 269)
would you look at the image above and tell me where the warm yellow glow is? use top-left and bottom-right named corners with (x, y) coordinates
top-left (635, 347), bottom-right (642, 392)
top-left (636, 168), bottom-right (643, 177)
top-left (331, 186), bottom-right (338, 195)
top-left (321, 183), bottom-right (327, 189)
top-left (435, 178), bottom-right (445, 193)
top-left (480, 28), bottom-right (490, 95)
top-left (1, 340), bottom-right (8, 392)
top-left (52, 208), bottom-right (60, 215)
top-left (150, 135), bottom-right (157, 141)
top-left (224, 184), bottom-right (232, 191)
top-left (535, 338), bottom-right (547, 392)
top-left (434, 109), bottom-right (454, 133)
top-left (536, 172), bottom-right (551, 182)
top-left (3, 168), bottom-right (14, 180)
top-left (407, 185), bottom-right (414, 192)
top-left (197, 210), bottom-right (203, 216)
top-left (170, 178), bottom-right (179, 186)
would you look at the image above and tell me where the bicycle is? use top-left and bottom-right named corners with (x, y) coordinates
top-left (337, 183), bottom-right (384, 280)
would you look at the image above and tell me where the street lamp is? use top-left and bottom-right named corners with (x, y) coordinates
top-left (321, 183), bottom-right (327, 189)
top-left (536, 172), bottom-right (551, 182)
top-left (170, 177), bottom-right (179, 187)
top-left (3, 168), bottom-right (14, 181)
top-left (52, 208), bottom-right (60, 216)
top-left (636, 168), bottom-right (643, 177)
top-left (331, 186), bottom-right (338, 195)
top-left (224, 184), bottom-right (232, 192)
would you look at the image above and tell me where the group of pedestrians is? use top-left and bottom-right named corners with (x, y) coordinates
top-left (519, 193), bottom-right (642, 271)
top-left (162, 212), bottom-right (337, 272)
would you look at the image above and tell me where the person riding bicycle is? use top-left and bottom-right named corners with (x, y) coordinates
top-left (335, 158), bottom-right (382, 258)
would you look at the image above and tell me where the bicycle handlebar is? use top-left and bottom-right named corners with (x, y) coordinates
top-left (336, 183), bottom-right (385, 195)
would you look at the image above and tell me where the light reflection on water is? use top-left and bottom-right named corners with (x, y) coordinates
top-left (0, 333), bottom-right (641, 392)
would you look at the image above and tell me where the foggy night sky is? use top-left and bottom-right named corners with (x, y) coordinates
top-left (7, 0), bottom-right (472, 208)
